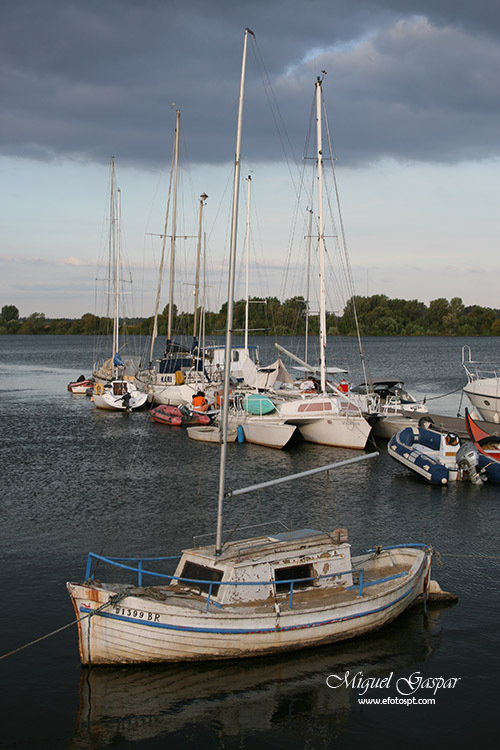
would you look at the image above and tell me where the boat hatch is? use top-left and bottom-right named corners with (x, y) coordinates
top-left (179, 561), bottom-right (223, 595)
top-left (112, 382), bottom-right (127, 396)
top-left (274, 564), bottom-right (313, 593)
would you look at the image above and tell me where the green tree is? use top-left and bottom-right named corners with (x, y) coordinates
top-left (19, 312), bottom-right (47, 334)
top-left (1, 304), bottom-right (19, 322)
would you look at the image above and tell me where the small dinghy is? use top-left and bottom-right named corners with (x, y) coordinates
top-left (388, 426), bottom-right (485, 485)
top-left (151, 404), bottom-right (212, 427)
top-left (68, 375), bottom-right (94, 395)
top-left (186, 425), bottom-right (238, 443)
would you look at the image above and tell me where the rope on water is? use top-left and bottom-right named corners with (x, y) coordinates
top-left (0, 592), bottom-right (126, 662)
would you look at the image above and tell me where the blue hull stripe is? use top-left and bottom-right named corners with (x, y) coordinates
top-left (80, 577), bottom-right (422, 635)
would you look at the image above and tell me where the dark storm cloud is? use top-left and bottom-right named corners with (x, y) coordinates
top-left (2, 0), bottom-right (500, 167)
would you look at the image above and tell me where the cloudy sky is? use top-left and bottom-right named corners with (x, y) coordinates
top-left (1, 0), bottom-right (499, 319)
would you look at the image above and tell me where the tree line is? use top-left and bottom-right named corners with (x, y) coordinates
top-left (1, 295), bottom-right (499, 337)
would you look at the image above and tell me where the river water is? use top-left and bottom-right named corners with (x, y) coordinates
top-left (1, 334), bottom-right (499, 749)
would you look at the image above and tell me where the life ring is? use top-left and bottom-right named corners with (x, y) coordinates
top-left (175, 370), bottom-right (185, 385)
top-left (94, 383), bottom-right (104, 395)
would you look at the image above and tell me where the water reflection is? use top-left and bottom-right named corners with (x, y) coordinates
top-left (69, 603), bottom-right (453, 748)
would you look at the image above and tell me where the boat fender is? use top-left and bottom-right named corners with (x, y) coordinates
top-left (175, 370), bottom-right (185, 385)
top-left (94, 383), bottom-right (104, 395)
top-left (237, 425), bottom-right (245, 443)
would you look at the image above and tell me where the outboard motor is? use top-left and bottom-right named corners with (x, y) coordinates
top-left (456, 442), bottom-right (485, 485)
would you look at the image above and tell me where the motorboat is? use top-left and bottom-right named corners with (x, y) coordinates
top-left (67, 375), bottom-right (94, 395)
top-left (462, 345), bottom-right (500, 423)
top-left (388, 425), bottom-right (485, 485)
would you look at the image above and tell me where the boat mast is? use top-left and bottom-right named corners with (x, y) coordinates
top-left (167, 109), bottom-right (181, 341)
top-left (148, 117), bottom-right (177, 366)
top-left (193, 193), bottom-right (208, 337)
top-left (315, 76), bottom-right (327, 394)
top-left (305, 207), bottom-right (313, 364)
top-left (113, 186), bottom-right (121, 364)
top-left (244, 175), bottom-right (251, 354)
top-left (109, 156), bottom-right (119, 362)
top-left (216, 27), bottom-right (254, 555)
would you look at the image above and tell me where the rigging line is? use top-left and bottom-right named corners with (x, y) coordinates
top-left (280, 99), bottom-right (316, 304)
top-left (321, 93), bottom-right (371, 386)
top-left (251, 41), bottom-right (316, 307)
top-left (251, 39), bottom-right (302, 195)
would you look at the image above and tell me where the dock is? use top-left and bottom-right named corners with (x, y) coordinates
top-left (427, 413), bottom-right (500, 440)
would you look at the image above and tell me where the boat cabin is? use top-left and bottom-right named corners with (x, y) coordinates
top-left (171, 528), bottom-right (353, 606)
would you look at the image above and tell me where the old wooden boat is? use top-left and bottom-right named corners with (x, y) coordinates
top-left (67, 512), bottom-right (434, 664)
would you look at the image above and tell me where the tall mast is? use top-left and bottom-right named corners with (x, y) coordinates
top-left (148, 118), bottom-right (177, 366)
top-left (315, 76), bottom-right (327, 394)
top-left (193, 193), bottom-right (208, 337)
top-left (305, 207), bottom-right (313, 364)
top-left (110, 158), bottom-right (119, 360)
top-left (216, 27), bottom-right (254, 555)
top-left (244, 175), bottom-right (251, 353)
top-left (167, 109), bottom-right (181, 340)
top-left (114, 187), bottom-right (121, 362)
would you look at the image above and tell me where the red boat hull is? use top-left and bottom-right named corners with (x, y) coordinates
top-left (151, 404), bottom-right (211, 427)
top-left (465, 408), bottom-right (500, 461)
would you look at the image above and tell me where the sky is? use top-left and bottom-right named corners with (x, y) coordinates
top-left (1, 0), bottom-right (499, 319)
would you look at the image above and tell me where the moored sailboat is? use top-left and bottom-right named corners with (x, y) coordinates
top-left (273, 76), bottom-right (371, 449)
top-left (92, 159), bottom-right (148, 412)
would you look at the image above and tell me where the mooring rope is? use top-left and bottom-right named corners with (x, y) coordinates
top-left (0, 592), bottom-right (126, 662)
top-left (424, 385), bottom-right (464, 402)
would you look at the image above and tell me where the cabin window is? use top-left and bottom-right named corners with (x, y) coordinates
top-left (179, 561), bottom-right (223, 596)
top-left (298, 402), bottom-right (332, 413)
top-left (274, 563), bottom-right (313, 594)
top-left (233, 351), bottom-right (240, 362)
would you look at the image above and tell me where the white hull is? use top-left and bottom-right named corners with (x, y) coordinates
top-left (277, 395), bottom-right (371, 449)
top-left (148, 382), bottom-right (200, 407)
top-left (372, 414), bottom-right (422, 440)
top-left (67, 546), bottom-right (430, 665)
top-left (228, 413), bottom-right (296, 449)
top-left (463, 379), bottom-right (500, 423)
top-left (241, 421), bottom-right (296, 449)
top-left (295, 415), bottom-right (371, 449)
top-left (93, 381), bottom-right (148, 411)
top-left (186, 425), bottom-right (238, 443)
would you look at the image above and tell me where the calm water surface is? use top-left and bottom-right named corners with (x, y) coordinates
top-left (1, 335), bottom-right (499, 749)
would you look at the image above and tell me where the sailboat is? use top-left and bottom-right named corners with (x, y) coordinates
top-left (92, 159), bottom-right (148, 412)
top-left (67, 31), bottom-right (440, 665)
top-left (273, 77), bottom-right (372, 449)
top-left (136, 112), bottom-right (213, 407)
